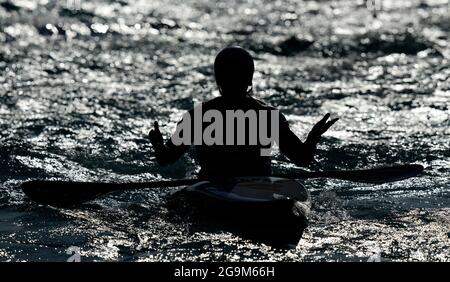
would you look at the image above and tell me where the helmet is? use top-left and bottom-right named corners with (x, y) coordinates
top-left (214, 46), bottom-right (254, 95)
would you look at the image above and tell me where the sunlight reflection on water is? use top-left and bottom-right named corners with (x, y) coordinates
top-left (0, 0), bottom-right (449, 261)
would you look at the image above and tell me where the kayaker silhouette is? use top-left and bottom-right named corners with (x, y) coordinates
top-left (149, 46), bottom-right (338, 178)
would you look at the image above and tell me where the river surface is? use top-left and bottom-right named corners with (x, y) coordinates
top-left (0, 0), bottom-right (449, 261)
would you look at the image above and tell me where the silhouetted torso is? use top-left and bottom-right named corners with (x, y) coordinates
top-left (161, 95), bottom-right (316, 179)
top-left (194, 95), bottom-right (273, 178)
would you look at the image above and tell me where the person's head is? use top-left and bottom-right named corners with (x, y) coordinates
top-left (214, 46), bottom-right (254, 98)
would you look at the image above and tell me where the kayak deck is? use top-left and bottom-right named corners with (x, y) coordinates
top-left (166, 177), bottom-right (310, 248)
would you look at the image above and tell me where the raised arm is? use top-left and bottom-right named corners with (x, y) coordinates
top-left (278, 113), bottom-right (338, 167)
top-left (148, 121), bottom-right (189, 166)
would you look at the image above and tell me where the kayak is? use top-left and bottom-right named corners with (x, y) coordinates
top-left (166, 177), bottom-right (310, 248)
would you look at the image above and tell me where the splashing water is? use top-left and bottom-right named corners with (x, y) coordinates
top-left (0, 0), bottom-right (449, 261)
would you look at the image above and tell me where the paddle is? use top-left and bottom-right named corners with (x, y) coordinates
top-left (21, 164), bottom-right (423, 208)
top-left (280, 164), bottom-right (424, 184)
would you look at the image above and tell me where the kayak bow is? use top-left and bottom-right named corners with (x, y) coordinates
top-left (166, 177), bottom-right (310, 248)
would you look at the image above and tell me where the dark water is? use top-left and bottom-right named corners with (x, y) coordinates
top-left (0, 0), bottom-right (449, 261)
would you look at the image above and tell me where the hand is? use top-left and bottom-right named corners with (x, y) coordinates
top-left (307, 113), bottom-right (339, 144)
top-left (149, 121), bottom-right (164, 146)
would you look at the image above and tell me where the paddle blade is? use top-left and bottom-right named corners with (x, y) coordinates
top-left (21, 181), bottom-right (118, 208)
top-left (311, 164), bottom-right (424, 184)
top-left (21, 178), bottom-right (198, 208)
